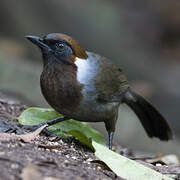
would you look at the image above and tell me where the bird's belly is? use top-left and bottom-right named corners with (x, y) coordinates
top-left (42, 85), bottom-right (118, 122)
top-left (74, 101), bottom-right (119, 122)
top-left (68, 88), bottom-right (120, 122)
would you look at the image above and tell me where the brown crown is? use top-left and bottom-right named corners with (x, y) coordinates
top-left (45, 33), bottom-right (88, 59)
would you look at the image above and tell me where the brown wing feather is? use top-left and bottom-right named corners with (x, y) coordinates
top-left (93, 54), bottom-right (129, 102)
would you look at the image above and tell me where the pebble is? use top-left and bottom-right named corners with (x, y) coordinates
top-left (52, 149), bottom-right (59, 153)
top-left (11, 163), bottom-right (19, 169)
top-left (156, 163), bottom-right (162, 166)
top-left (64, 160), bottom-right (69, 163)
top-left (86, 158), bottom-right (93, 162)
top-left (53, 142), bottom-right (59, 146)
top-left (0, 152), bottom-right (5, 156)
top-left (71, 156), bottom-right (77, 160)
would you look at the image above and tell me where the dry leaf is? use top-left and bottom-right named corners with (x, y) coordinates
top-left (19, 125), bottom-right (47, 142)
top-left (0, 124), bottom-right (47, 142)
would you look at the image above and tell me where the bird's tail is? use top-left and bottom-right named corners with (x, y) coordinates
top-left (123, 89), bottom-right (173, 141)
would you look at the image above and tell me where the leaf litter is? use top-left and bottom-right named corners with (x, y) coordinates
top-left (0, 124), bottom-right (47, 143)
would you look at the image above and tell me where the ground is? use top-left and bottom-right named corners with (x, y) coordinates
top-left (0, 91), bottom-right (179, 180)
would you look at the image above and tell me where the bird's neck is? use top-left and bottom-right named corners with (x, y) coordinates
top-left (42, 53), bottom-right (77, 69)
top-left (42, 55), bottom-right (78, 81)
top-left (42, 52), bottom-right (54, 67)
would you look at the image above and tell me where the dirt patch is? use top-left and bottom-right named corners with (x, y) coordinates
top-left (0, 136), bottom-right (122, 180)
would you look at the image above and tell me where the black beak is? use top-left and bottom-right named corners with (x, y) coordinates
top-left (25, 35), bottom-right (50, 51)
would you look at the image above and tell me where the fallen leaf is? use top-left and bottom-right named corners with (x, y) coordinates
top-left (92, 141), bottom-right (172, 180)
top-left (0, 124), bottom-right (47, 142)
top-left (19, 124), bottom-right (47, 142)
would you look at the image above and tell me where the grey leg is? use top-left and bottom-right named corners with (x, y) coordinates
top-left (22, 116), bottom-right (69, 132)
top-left (108, 131), bottom-right (114, 150)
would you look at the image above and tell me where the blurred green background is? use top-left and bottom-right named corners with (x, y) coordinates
top-left (0, 0), bottom-right (180, 155)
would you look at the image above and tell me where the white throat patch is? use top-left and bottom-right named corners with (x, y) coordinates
top-left (75, 57), bottom-right (89, 83)
top-left (74, 52), bottom-right (99, 86)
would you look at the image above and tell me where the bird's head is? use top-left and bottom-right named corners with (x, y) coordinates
top-left (26, 33), bottom-right (88, 65)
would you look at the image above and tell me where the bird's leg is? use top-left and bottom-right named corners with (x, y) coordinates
top-left (21, 116), bottom-right (69, 136)
top-left (43, 116), bottom-right (70, 126)
top-left (105, 120), bottom-right (116, 150)
top-left (108, 131), bottom-right (114, 150)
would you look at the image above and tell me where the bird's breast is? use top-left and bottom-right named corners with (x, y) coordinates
top-left (40, 64), bottom-right (83, 115)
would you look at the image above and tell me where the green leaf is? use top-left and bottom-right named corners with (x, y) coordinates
top-left (68, 130), bottom-right (94, 150)
top-left (92, 141), bottom-right (172, 180)
top-left (18, 107), bottom-right (105, 148)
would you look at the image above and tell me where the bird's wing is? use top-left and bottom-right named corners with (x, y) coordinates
top-left (93, 54), bottom-right (129, 102)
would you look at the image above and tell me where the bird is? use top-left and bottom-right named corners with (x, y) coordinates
top-left (26, 33), bottom-right (173, 150)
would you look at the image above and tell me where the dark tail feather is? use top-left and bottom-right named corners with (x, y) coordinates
top-left (123, 89), bottom-right (173, 141)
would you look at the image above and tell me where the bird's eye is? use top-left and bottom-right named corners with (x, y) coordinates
top-left (55, 43), bottom-right (64, 49)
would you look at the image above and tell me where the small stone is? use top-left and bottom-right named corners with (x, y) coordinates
top-left (156, 163), bottom-right (162, 166)
top-left (86, 158), bottom-right (93, 162)
top-left (53, 142), bottom-right (59, 146)
top-left (11, 163), bottom-right (19, 169)
top-left (71, 156), bottom-right (77, 160)
top-left (0, 152), bottom-right (5, 156)
top-left (52, 149), bottom-right (59, 153)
